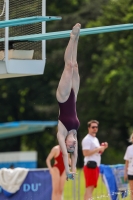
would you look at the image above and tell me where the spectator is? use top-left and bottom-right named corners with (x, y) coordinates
top-left (81, 120), bottom-right (108, 200)
top-left (46, 145), bottom-right (71, 200)
top-left (124, 133), bottom-right (133, 200)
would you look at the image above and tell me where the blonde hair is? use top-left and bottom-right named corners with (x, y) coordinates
top-left (129, 133), bottom-right (133, 143)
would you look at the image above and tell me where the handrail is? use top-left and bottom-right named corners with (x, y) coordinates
top-left (0, 16), bottom-right (62, 28)
top-left (0, 23), bottom-right (133, 42)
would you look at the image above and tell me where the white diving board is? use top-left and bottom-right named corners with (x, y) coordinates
top-left (0, 16), bottom-right (62, 28)
top-left (1, 23), bottom-right (133, 42)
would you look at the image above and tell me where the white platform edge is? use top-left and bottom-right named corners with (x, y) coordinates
top-left (0, 59), bottom-right (46, 76)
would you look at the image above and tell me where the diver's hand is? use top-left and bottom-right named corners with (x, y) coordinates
top-left (66, 172), bottom-right (76, 180)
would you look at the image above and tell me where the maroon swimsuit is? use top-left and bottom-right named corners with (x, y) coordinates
top-left (58, 89), bottom-right (80, 131)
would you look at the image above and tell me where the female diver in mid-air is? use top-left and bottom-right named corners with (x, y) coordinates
top-left (56, 23), bottom-right (81, 180)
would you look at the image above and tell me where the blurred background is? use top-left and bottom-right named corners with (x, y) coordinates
top-left (0, 0), bottom-right (133, 170)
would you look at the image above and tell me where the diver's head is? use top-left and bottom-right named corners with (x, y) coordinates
top-left (65, 132), bottom-right (76, 153)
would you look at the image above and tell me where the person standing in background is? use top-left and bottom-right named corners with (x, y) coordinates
top-left (124, 133), bottom-right (133, 200)
top-left (46, 145), bottom-right (71, 200)
top-left (81, 120), bottom-right (108, 200)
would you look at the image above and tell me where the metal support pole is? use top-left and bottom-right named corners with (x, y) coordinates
top-left (72, 177), bottom-right (76, 200)
top-left (5, 0), bottom-right (9, 71)
top-left (78, 169), bottom-right (81, 200)
top-left (42, 0), bottom-right (46, 62)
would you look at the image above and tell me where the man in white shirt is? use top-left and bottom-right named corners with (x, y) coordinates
top-left (81, 120), bottom-right (108, 200)
top-left (124, 133), bottom-right (133, 200)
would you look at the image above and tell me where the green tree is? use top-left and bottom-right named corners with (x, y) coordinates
top-left (78, 0), bottom-right (133, 165)
top-left (1, 0), bottom-right (133, 168)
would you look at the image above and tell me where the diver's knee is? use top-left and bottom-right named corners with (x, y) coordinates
top-left (72, 62), bottom-right (78, 68)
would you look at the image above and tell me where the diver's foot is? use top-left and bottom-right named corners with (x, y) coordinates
top-left (70, 23), bottom-right (81, 40)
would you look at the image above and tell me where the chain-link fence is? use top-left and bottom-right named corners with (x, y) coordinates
top-left (0, 0), bottom-right (42, 59)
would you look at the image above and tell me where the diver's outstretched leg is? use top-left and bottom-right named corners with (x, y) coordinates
top-left (56, 23), bottom-right (81, 103)
top-left (72, 23), bottom-right (81, 100)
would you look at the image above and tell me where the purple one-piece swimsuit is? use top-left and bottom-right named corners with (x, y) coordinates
top-left (58, 89), bottom-right (80, 131)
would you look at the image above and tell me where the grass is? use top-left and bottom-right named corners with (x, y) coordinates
top-left (63, 169), bottom-right (131, 200)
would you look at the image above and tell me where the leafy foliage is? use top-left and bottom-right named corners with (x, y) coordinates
top-left (0, 0), bottom-right (133, 167)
